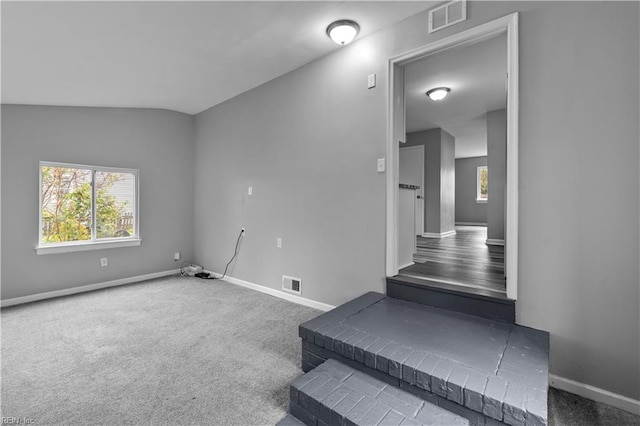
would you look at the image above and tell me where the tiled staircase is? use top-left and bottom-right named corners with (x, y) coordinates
top-left (278, 287), bottom-right (549, 426)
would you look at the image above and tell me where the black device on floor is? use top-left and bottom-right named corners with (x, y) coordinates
top-left (195, 272), bottom-right (214, 279)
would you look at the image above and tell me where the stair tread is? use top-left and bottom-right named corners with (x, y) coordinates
top-left (299, 292), bottom-right (549, 426)
top-left (290, 358), bottom-right (468, 426)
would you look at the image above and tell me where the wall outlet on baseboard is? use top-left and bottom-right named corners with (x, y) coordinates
top-left (100, 258), bottom-right (108, 267)
top-left (282, 275), bottom-right (301, 294)
top-left (174, 252), bottom-right (181, 261)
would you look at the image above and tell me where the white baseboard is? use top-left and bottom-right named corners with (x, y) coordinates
top-left (485, 238), bottom-right (505, 246)
top-left (423, 230), bottom-right (457, 239)
top-left (1, 269), bottom-right (180, 308)
top-left (455, 222), bottom-right (487, 226)
top-left (550, 374), bottom-right (640, 415)
top-left (206, 270), bottom-right (335, 312)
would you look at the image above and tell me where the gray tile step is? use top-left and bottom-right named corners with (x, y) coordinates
top-left (386, 275), bottom-right (515, 323)
top-left (299, 293), bottom-right (549, 426)
top-left (289, 358), bottom-right (469, 426)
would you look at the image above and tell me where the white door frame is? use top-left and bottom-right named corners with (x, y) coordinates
top-left (386, 13), bottom-right (519, 300)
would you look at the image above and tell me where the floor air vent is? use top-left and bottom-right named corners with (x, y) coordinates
top-left (282, 275), bottom-right (301, 294)
top-left (428, 0), bottom-right (467, 33)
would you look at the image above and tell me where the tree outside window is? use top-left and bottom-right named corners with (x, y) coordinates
top-left (477, 166), bottom-right (488, 202)
top-left (40, 163), bottom-right (137, 245)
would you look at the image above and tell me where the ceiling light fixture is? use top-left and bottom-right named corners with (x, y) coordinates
top-left (426, 87), bottom-right (451, 101)
top-left (326, 20), bottom-right (360, 46)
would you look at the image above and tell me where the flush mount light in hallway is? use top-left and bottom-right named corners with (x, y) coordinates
top-left (426, 87), bottom-right (451, 101)
top-left (326, 20), bottom-right (360, 45)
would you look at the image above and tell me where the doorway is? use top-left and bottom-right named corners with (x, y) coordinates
top-left (386, 13), bottom-right (519, 300)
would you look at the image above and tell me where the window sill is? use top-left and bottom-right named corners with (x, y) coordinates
top-left (476, 199), bottom-right (488, 204)
top-left (36, 238), bottom-right (142, 255)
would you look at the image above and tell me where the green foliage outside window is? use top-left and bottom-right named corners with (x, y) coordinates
top-left (479, 167), bottom-right (488, 199)
top-left (41, 166), bottom-right (133, 243)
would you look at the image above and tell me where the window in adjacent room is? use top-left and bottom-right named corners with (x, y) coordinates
top-left (477, 165), bottom-right (488, 203)
top-left (37, 162), bottom-right (140, 254)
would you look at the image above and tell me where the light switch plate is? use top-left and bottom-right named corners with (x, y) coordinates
top-left (377, 158), bottom-right (385, 173)
top-left (368, 73), bottom-right (376, 89)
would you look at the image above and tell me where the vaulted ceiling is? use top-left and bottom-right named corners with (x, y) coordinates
top-left (2, 1), bottom-right (439, 115)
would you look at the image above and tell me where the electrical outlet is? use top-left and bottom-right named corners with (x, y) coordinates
top-left (276, 237), bottom-right (282, 248)
top-left (248, 186), bottom-right (253, 195)
top-left (174, 252), bottom-right (181, 261)
top-left (241, 228), bottom-right (246, 235)
top-left (100, 258), bottom-right (108, 267)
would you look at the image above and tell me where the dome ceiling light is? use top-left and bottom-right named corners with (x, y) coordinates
top-left (426, 87), bottom-right (451, 101)
top-left (326, 20), bottom-right (360, 46)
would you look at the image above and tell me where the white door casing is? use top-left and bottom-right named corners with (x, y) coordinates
top-left (386, 13), bottom-right (519, 300)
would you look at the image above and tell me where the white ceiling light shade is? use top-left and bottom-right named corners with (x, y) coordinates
top-left (326, 20), bottom-right (360, 45)
top-left (426, 87), bottom-right (451, 101)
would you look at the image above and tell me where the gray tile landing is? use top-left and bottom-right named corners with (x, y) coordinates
top-left (298, 292), bottom-right (549, 426)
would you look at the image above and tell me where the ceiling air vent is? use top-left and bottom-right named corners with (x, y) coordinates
top-left (428, 0), bottom-right (467, 34)
top-left (282, 275), bottom-right (301, 294)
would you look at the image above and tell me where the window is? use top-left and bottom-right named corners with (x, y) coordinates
top-left (477, 166), bottom-right (488, 203)
top-left (37, 162), bottom-right (140, 254)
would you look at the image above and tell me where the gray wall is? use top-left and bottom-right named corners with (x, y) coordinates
top-left (440, 130), bottom-right (456, 233)
top-left (487, 109), bottom-right (507, 241)
top-left (1, 105), bottom-right (195, 300)
top-left (405, 129), bottom-right (455, 235)
top-left (515, 2), bottom-right (639, 400)
top-left (193, 45), bottom-right (389, 306)
top-left (193, 1), bottom-right (639, 399)
top-left (455, 156), bottom-right (488, 224)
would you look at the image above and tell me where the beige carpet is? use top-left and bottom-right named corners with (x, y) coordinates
top-left (1, 276), bottom-right (320, 425)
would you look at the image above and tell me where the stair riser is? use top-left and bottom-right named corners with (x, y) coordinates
top-left (386, 279), bottom-right (515, 323)
top-left (302, 340), bottom-right (492, 426)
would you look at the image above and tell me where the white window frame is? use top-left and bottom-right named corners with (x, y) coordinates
top-left (37, 161), bottom-right (141, 255)
top-left (476, 165), bottom-right (488, 203)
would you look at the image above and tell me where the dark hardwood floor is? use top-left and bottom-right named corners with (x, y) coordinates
top-left (399, 226), bottom-right (506, 294)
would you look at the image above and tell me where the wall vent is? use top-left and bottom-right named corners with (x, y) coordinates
top-left (428, 0), bottom-right (467, 34)
top-left (282, 275), bottom-right (301, 294)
